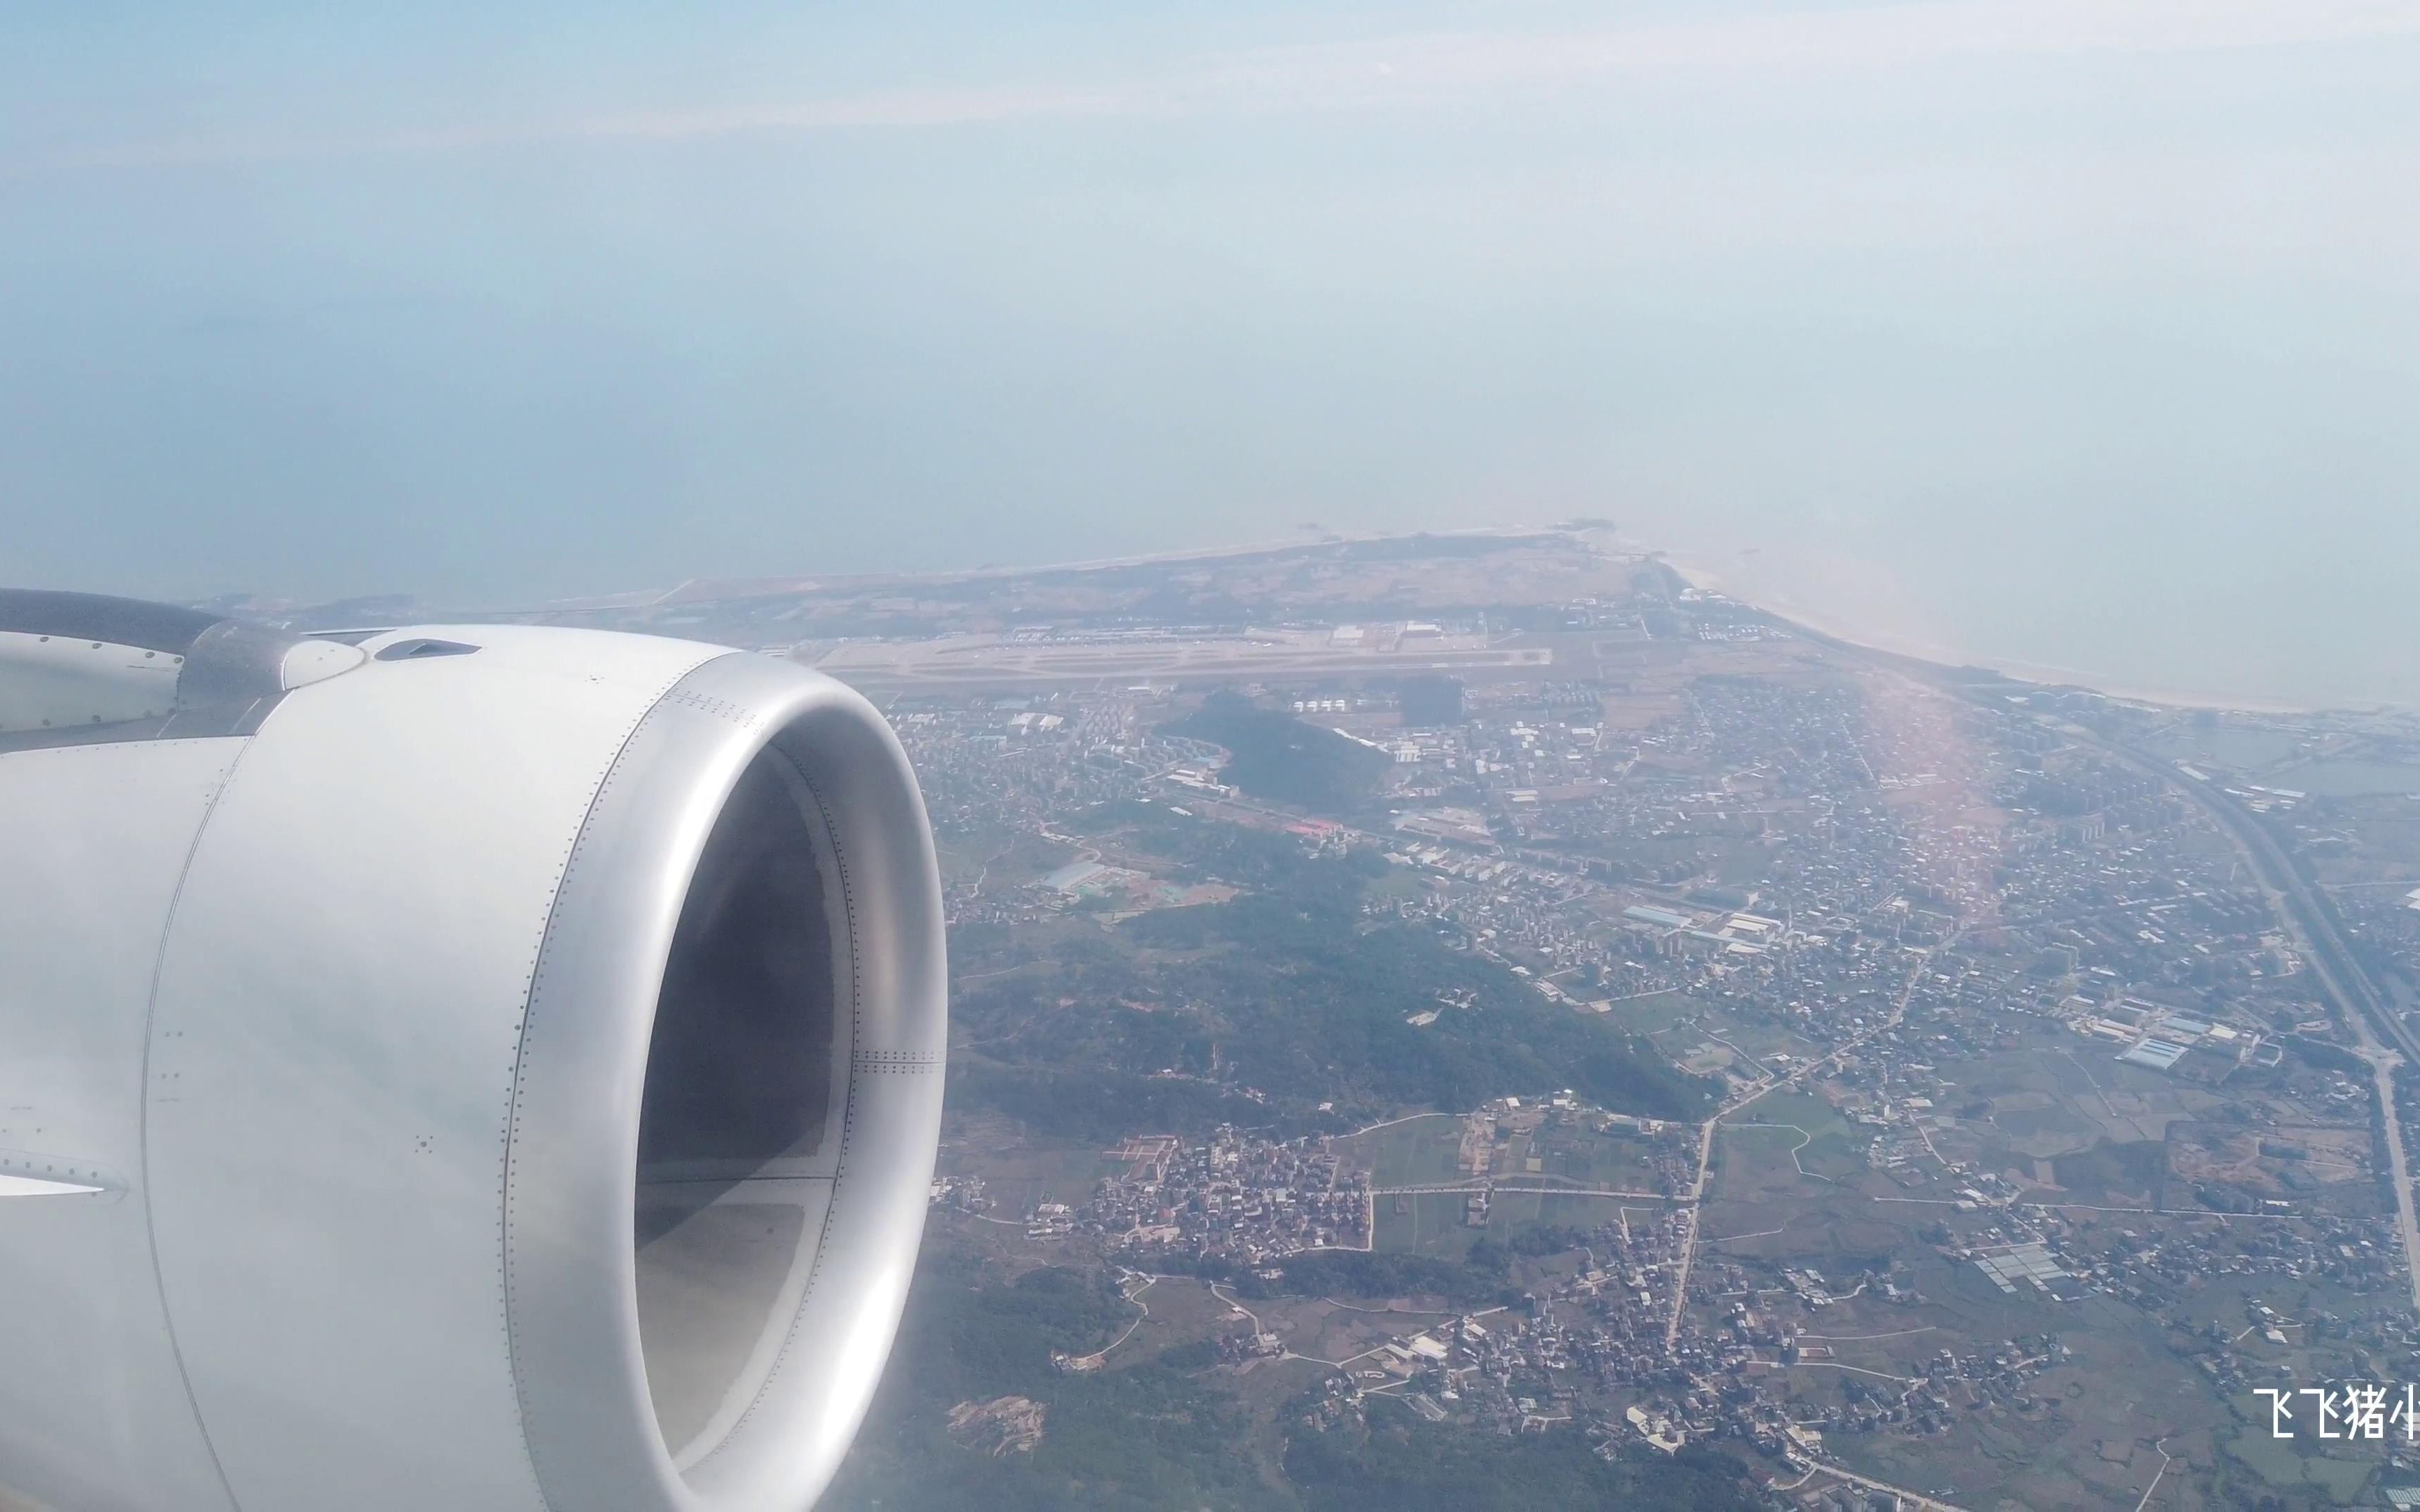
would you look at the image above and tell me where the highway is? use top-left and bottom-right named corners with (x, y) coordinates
top-left (2059, 720), bottom-right (2420, 1316)
top-left (1772, 619), bottom-right (2420, 1318)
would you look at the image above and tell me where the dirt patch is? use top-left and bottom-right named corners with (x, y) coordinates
top-left (2168, 1121), bottom-right (2370, 1196)
top-left (947, 1396), bottom-right (1048, 1456)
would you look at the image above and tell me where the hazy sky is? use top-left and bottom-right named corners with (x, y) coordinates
top-left (4, 3), bottom-right (2414, 699)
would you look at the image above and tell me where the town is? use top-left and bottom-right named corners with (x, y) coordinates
top-left (548, 529), bottom-right (2420, 1509)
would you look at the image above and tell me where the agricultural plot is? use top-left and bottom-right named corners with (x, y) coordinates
top-left (1709, 1125), bottom-right (1828, 1205)
top-left (2047, 1139), bottom-right (2171, 1208)
top-left (1500, 1118), bottom-right (1687, 1189)
top-left (1747, 1254), bottom-right (2233, 1511)
top-left (940, 1125), bottom-right (1119, 1219)
top-left (1335, 1113), bottom-right (1466, 1189)
top-left (1592, 988), bottom-right (1697, 1040)
top-left (1683, 999), bottom-right (1836, 1072)
top-left (1344, 1107), bottom-right (1688, 1192)
top-left (1921, 1042), bottom-right (2233, 1154)
top-left (2167, 1121), bottom-right (2375, 1202)
top-left (1089, 1271), bottom-right (1242, 1367)
top-left (1372, 1189), bottom-right (1639, 1259)
top-left (1714, 1088), bottom-right (1871, 1191)
top-left (2224, 1422), bottom-right (2380, 1505)
top-left (1683, 1066), bottom-right (2337, 1511)
top-left (1371, 1189), bottom-right (1471, 1256)
top-left (1973, 1088), bottom-right (2103, 1158)
top-left (1674, 1041), bottom-right (1746, 1080)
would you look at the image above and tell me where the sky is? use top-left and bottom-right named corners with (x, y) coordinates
top-left (3, 3), bottom-right (2415, 702)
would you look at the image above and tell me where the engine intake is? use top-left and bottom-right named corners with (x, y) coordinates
top-left (0, 611), bottom-right (945, 1512)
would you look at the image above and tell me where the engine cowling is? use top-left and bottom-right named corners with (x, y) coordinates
top-left (0, 596), bottom-right (946, 1512)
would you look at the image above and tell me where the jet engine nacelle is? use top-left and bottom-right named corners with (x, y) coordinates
top-left (0, 593), bottom-right (947, 1512)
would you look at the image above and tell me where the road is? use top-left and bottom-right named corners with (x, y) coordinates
top-left (1344, 1110), bottom-right (1459, 1138)
top-left (1662, 1122), bottom-right (1720, 1350)
top-left (1078, 1275), bottom-right (1159, 1366)
top-left (1780, 633), bottom-right (2420, 1320)
top-left (2072, 723), bottom-right (2420, 1316)
top-left (2133, 1438), bottom-right (2174, 1512)
top-left (1209, 1281), bottom-right (1265, 1338)
top-left (1663, 943), bottom-right (1939, 1350)
top-left (1808, 1460), bottom-right (1975, 1512)
top-left (1371, 1182), bottom-right (1676, 1199)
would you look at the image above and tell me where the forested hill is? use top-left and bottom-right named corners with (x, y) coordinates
top-left (947, 825), bottom-right (1716, 1140)
top-left (1122, 876), bottom-right (1716, 1124)
top-left (1166, 692), bottom-right (1391, 813)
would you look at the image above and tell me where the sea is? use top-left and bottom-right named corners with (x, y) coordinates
top-left (1648, 507), bottom-right (2420, 715)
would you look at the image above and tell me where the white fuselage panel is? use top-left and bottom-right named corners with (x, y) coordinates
top-left (0, 738), bottom-right (246, 1512)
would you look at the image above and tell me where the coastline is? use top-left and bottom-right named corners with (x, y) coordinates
top-left (1660, 554), bottom-right (2339, 718)
top-left (516, 522), bottom-right (2386, 719)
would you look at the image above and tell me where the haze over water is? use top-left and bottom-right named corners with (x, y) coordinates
top-left (5, 4), bottom-right (2414, 710)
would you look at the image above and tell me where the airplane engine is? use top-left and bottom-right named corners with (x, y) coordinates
top-left (0, 592), bottom-right (947, 1512)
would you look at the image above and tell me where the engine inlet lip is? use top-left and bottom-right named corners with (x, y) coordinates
top-left (500, 651), bottom-right (947, 1512)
